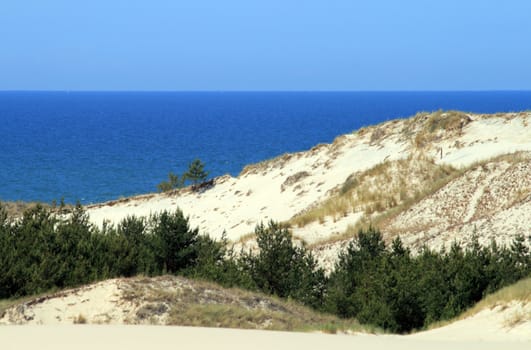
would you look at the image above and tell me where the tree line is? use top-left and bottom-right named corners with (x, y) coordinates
top-left (0, 203), bottom-right (529, 333)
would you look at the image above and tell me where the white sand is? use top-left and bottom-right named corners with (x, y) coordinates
top-left (2, 325), bottom-right (530, 350)
top-left (1, 275), bottom-right (529, 348)
top-left (0, 279), bottom-right (127, 325)
top-left (411, 301), bottom-right (531, 342)
top-left (86, 113), bottom-right (531, 247)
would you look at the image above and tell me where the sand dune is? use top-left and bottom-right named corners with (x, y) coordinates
top-left (86, 112), bottom-right (531, 245)
top-left (3, 112), bottom-right (531, 349)
top-left (2, 276), bottom-right (529, 348)
top-left (2, 325), bottom-right (530, 350)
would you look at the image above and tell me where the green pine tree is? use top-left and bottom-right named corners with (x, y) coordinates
top-left (185, 158), bottom-right (209, 189)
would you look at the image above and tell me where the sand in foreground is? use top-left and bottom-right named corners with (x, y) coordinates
top-left (1, 326), bottom-right (529, 350)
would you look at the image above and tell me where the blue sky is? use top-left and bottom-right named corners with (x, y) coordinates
top-left (1, 0), bottom-right (530, 90)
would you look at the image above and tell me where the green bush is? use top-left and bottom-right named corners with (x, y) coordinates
top-left (325, 228), bottom-right (530, 332)
top-left (240, 221), bottom-right (326, 309)
top-left (157, 172), bottom-right (183, 192)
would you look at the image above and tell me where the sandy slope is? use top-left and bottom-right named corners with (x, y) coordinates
top-left (85, 112), bottom-right (531, 246)
top-left (86, 126), bottom-right (408, 241)
top-left (411, 301), bottom-right (531, 342)
top-left (2, 325), bottom-right (530, 350)
top-left (2, 276), bottom-right (530, 347)
top-left (384, 154), bottom-right (531, 251)
top-left (0, 276), bottom-right (353, 329)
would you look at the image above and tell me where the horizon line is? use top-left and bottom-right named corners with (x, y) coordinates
top-left (1, 89), bottom-right (531, 93)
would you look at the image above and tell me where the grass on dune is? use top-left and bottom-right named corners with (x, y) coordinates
top-left (290, 154), bottom-right (457, 230)
top-left (459, 278), bottom-right (531, 317)
top-left (125, 275), bottom-right (381, 334)
top-left (297, 151), bottom-right (530, 248)
top-left (426, 277), bottom-right (531, 331)
top-left (167, 302), bottom-right (378, 334)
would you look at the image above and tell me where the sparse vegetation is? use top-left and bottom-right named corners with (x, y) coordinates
top-left (157, 172), bottom-right (184, 192)
top-left (74, 314), bottom-right (87, 324)
top-left (290, 155), bottom-right (457, 229)
top-left (425, 110), bottom-right (470, 133)
top-left (157, 158), bottom-right (209, 192)
top-left (408, 110), bottom-right (472, 148)
top-left (97, 275), bottom-right (374, 332)
top-left (298, 151), bottom-right (530, 248)
top-left (167, 302), bottom-right (373, 333)
top-left (0, 199), bottom-right (72, 219)
top-left (240, 152), bottom-right (295, 176)
top-left (281, 171), bottom-right (310, 192)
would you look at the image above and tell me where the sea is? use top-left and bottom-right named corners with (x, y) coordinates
top-left (1, 91), bottom-right (530, 204)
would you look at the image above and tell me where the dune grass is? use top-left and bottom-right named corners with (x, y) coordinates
top-left (459, 278), bottom-right (530, 318)
top-left (290, 154), bottom-right (457, 230)
top-left (0, 200), bottom-right (74, 219)
top-left (119, 275), bottom-right (378, 333)
top-left (167, 302), bottom-right (377, 334)
top-left (301, 151), bottom-right (530, 248)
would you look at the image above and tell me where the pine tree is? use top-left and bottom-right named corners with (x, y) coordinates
top-left (184, 158), bottom-right (208, 189)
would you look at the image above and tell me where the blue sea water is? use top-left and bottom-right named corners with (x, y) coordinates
top-left (1, 91), bottom-right (530, 204)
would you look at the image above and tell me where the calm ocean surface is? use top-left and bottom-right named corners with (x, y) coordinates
top-left (1, 91), bottom-right (530, 204)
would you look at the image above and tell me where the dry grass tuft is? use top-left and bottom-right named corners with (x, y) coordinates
top-left (73, 314), bottom-right (87, 324)
top-left (401, 110), bottom-right (472, 148)
top-left (290, 155), bottom-right (457, 229)
top-left (462, 278), bottom-right (531, 317)
top-left (503, 310), bottom-right (529, 328)
top-left (116, 275), bottom-right (375, 333)
top-left (166, 294), bottom-right (375, 333)
top-left (308, 151), bottom-right (530, 248)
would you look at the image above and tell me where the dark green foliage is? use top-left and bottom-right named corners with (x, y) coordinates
top-left (325, 227), bottom-right (390, 327)
top-left (151, 209), bottom-right (200, 273)
top-left (241, 221), bottom-right (326, 308)
top-left (0, 205), bottom-right (211, 299)
top-left (184, 232), bottom-right (256, 290)
top-left (325, 229), bottom-right (530, 333)
top-left (184, 158), bottom-right (209, 188)
top-left (114, 215), bottom-right (157, 276)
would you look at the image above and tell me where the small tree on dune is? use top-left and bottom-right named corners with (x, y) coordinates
top-left (184, 158), bottom-right (209, 189)
top-left (157, 172), bottom-right (184, 192)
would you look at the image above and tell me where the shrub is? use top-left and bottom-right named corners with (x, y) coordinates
top-left (241, 221), bottom-right (326, 308)
top-left (157, 172), bottom-right (183, 192)
top-left (184, 158), bottom-right (209, 189)
top-left (151, 210), bottom-right (200, 273)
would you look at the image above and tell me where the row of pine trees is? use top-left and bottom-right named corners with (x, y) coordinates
top-left (0, 204), bottom-right (529, 332)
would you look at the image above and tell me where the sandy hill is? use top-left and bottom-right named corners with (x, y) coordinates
top-left (2, 111), bottom-right (531, 349)
top-left (85, 111), bottom-right (531, 262)
top-left (1, 276), bottom-right (529, 345)
top-left (0, 275), bottom-right (365, 332)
